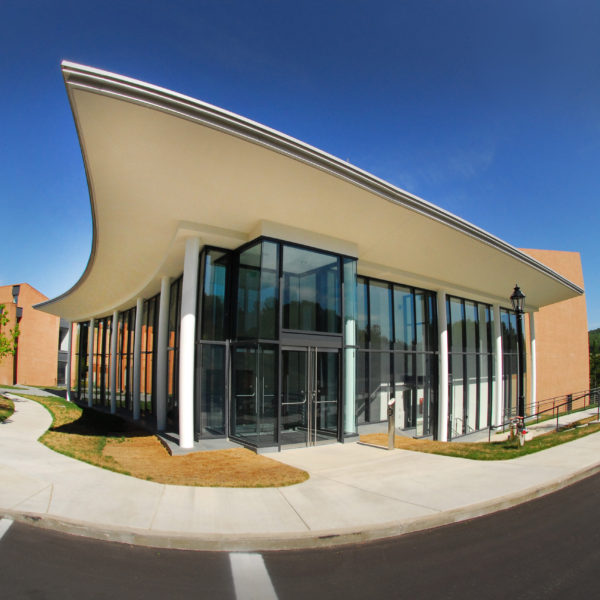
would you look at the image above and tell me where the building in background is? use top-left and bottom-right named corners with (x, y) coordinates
top-left (36, 63), bottom-right (589, 449)
top-left (0, 283), bottom-right (60, 387)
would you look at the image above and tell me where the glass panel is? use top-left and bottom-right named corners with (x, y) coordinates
top-left (369, 351), bottom-right (391, 422)
top-left (260, 242), bottom-right (279, 340)
top-left (394, 285), bottom-right (414, 351)
top-left (479, 354), bottom-right (490, 429)
top-left (479, 304), bottom-right (490, 354)
top-left (466, 353), bottom-right (478, 432)
top-left (316, 351), bottom-right (339, 437)
top-left (357, 277), bottom-right (369, 348)
top-left (201, 250), bottom-right (229, 341)
top-left (369, 281), bottom-right (392, 349)
top-left (465, 301), bottom-right (477, 353)
top-left (230, 344), bottom-right (277, 447)
top-left (197, 344), bottom-right (226, 436)
top-left (231, 346), bottom-right (257, 440)
top-left (450, 352), bottom-right (464, 438)
top-left (282, 245), bottom-right (341, 334)
top-left (281, 350), bottom-right (308, 445)
top-left (449, 298), bottom-right (464, 353)
top-left (394, 351), bottom-right (413, 429)
top-left (415, 291), bottom-right (427, 352)
top-left (356, 350), bottom-right (369, 425)
top-left (236, 243), bottom-right (261, 339)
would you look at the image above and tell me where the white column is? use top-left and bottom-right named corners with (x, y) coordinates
top-left (493, 304), bottom-right (504, 426)
top-left (132, 297), bottom-right (144, 420)
top-left (65, 322), bottom-right (72, 402)
top-left (529, 312), bottom-right (537, 415)
top-left (87, 318), bottom-right (94, 408)
top-left (156, 276), bottom-right (171, 431)
top-left (179, 237), bottom-right (201, 448)
top-left (110, 310), bottom-right (119, 414)
top-left (437, 291), bottom-right (449, 442)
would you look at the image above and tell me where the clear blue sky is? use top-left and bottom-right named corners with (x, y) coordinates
top-left (2, 1), bottom-right (599, 328)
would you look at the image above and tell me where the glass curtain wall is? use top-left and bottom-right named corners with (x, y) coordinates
top-left (75, 321), bottom-right (89, 403)
top-left (116, 308), bottom-right (135, 413)
top-left (140, 295), bottom-right (159, 418)
top-left (91, 316), bottom-right (112, 408)
top-left (447, 296), bottom-right (494, 439)
top-left (167, 277), bottom-right (182, 427)
top-left (195, 248), bottom-right (230, 438)
top-left (500, 308), bottom-right (523, 420)
top-left (231, 240), bottom-right (279, 447)
top-left (356, 276), bottom-right (438, 437)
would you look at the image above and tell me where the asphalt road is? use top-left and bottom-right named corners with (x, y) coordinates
top-left (2, 471), bottom-right (600, 600)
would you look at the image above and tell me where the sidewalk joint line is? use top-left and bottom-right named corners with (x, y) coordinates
top-left (276, 488), bottom-right (312, 531)
top-left (149, 484), bottom-right (167, 530)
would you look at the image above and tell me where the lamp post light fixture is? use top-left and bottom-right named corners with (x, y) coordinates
top-left (510, 284), bottom-right (526, 440)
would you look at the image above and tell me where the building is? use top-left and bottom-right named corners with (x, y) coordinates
top-left (521, 249), bottom-right (589, 408)
top-left (0, 283), bottom-right (61, 387)
top-left (37, 62), bottom-right (588, 450)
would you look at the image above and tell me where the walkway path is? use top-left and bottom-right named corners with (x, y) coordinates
top-left (1, 395), bottom-right (600, 551)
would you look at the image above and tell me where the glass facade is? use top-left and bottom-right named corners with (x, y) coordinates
top-left (447, 297), bottom-right (493, 439)
top-left (116, 308), bottom-right (135, 414)
top-left (72, 235), bottom-right (529, 448)
top-left (140, 295), bottom-right (159, 418)
top-left (167, 277), bottom-right (182, 426)
top-left (501, 308), bottom-right (524, 420)
top-left (91, 316), bottom-right (112, 408)
top-left (356, 276), bottom-right (438, 437)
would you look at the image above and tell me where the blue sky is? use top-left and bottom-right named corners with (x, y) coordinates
top-left (2, 1), bottom-right (599, 328)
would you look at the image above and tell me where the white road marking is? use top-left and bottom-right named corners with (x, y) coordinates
top-left (229, 552), bottom-right (278, 600)
top-left (0, 518), bottom-right (14, 540)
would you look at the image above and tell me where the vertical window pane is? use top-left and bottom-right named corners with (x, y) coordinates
top-left (357, 277), bottom-right (369, 348)
top-left (393, 285), bottom-right (414, 350)
top-left (282, 245), bottom-right (340, 334)
top-left (369, 281), bottom-right (392, 349)
top-left (201, 250), bottom-right (229, 341)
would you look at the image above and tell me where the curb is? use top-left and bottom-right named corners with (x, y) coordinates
top-left (3, 461), bottom-right (600, 552)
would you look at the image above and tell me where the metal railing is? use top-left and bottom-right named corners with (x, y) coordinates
top-left (486, 387), bottom-right (600, 441)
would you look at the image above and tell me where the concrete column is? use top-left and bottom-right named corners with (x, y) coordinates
top-left (493, 304), bottom-right (504, 426)
top-left (156, 276), bottom-right (171, 431)
top-left (110, 310), bottom-right (119, 414)
top-left (65, 322), bottom-right (72, 402)
top-left (132, 297), bottom-right (144, 420)
top-left (529, 312), bottom-right (537, 415)
top-left (179, 237), bottom-right (201, 448)
top-left (437, 291), bottom-right (449, 442)
top-left (87, 318), bottom-right (94, 408)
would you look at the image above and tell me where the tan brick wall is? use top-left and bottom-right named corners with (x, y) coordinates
top-left (0, 284), bottom-right (59, 386)
top-left (520, 250), bottom-right (589, 404)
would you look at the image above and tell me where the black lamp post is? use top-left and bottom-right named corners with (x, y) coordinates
top-left (510, 284), bottom-right (526, 433)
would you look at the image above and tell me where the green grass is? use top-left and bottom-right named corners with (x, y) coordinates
top-left (363, 416), bottom-right (600, 460)
top-left (0, 395), bottom-right (15, 422)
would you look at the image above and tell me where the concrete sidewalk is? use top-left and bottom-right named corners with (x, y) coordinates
top-left (2, 395), bottom-right (600, 551)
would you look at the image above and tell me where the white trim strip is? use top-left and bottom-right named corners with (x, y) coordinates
top-left (229, 553), bottom-right (278, 600)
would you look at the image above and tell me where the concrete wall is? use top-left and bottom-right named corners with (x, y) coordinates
top-left (0, 283), bottom-right (59, 386)
top-left (521, 249), bottom-right (589, 403)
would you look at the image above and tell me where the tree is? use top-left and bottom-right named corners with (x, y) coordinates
top-left (0, 304), bottom-right (20, 364)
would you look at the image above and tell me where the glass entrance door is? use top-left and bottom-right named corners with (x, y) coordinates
top-left (281, 347), bottom-right (339, 447)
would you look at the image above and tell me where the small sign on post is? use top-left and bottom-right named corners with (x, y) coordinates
top-left (387, 395), bottom-right (396, 450)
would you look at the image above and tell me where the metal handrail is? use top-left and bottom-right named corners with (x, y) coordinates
top-left (488, 387), bottom-right (600, 440)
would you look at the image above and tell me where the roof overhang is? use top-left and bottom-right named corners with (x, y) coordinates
top-left (37, 61), bottom-right (583, 321)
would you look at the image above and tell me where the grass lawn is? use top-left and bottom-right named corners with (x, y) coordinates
top-left (361, 417), bottom-right (600, 460)
top-left (0, 395), bottom-right (14, 422)
top-left (21, 394), bottom-right (308, 487)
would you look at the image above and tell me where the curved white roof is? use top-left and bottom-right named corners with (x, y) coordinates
top-left (37, 61), bottom-right (583, 321)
